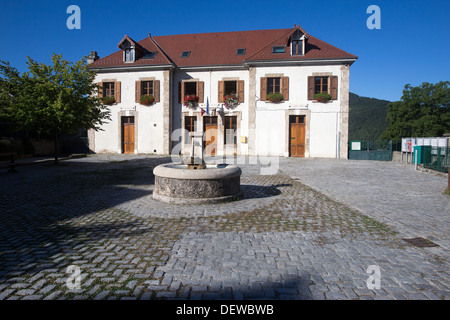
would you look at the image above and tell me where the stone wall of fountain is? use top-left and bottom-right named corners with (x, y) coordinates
top-left (152, 132), bottom-right (242, 204)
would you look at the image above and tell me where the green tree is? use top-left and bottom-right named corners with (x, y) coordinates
top-left (0, 54), bottom-right (110, 163)
top-left (381, 81), bottom-right (450, 140)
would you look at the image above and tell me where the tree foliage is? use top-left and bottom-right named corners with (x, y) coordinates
top-left (0, 54), bottom-right (111, 162)
top-left (381, 81), bottom-right (450, 140)
top-left (348, 92), bottom-right (390, 141)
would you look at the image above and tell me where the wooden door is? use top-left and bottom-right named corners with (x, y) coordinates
top-left (122, 117), bottom-right (135, 154)
top-left (289, 115), bottom-right (305, 157)
top-left (203, 116), bottom-right (217, 156)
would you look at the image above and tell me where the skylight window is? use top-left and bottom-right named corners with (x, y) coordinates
top-left (143, 51), bottom-right (157, 59)
top-left (181, 51), bottom-right (191, 58)
top-left (272, 46), bottom-right (285, 53)
top-left (236, 48), bottom-right (246, 56)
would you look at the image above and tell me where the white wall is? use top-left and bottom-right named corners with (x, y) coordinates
top-left (93, 63), bottom-right (347, 158)
top-left (94, 70), bottom-right (166, 154)
top-left (254, 65), bottom-right (343, 157)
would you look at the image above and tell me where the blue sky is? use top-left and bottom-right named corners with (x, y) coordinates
top-left (0, 0), bottom-right (449, 102)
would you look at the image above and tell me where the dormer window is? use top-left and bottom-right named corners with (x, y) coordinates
top-left (292, 40), bottom-right (303, 55)
top-left (290, 29), bottom-right (306, 56)
top-left (125, 48), bottom-right (134, 62)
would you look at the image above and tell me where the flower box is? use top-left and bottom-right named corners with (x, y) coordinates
top-left (183, 94), bottom-right (199, 109)
top-left (223, 94), bottom-right (239, 109)
top-left (313, 92), bottom-right (332, 103)
top-left (266, 93), bottom-right (284, 103)
top-left (140, 95), bottom-right (155, 106)
top-left (101, 96), bottom-right (116, 105)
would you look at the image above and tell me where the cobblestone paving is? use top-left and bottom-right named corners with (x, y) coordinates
top-left (0, 154), bottom-right (448, 300)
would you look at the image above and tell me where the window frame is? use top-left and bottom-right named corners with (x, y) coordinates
top-left (267, 77), bottom-right (281, 95)
top-left (184, 116), bottom-right (197, 142)
top-left (181, 51), bottom-right (191, 58)
top-left (103, 82), bottom-right (115, 97)
top-left (141, 80), bottom-right (154, 96)
top-left (314, 76), bottom-right (329, 95)
top-left (124, 48), bottom-right (134, 62)
top-left (272, 46), bottom-right (285, 54)
top-left (291, 40), bottom-right (303, 55)
top-left (224, 116), bottom-right (237, 146)
top-left (236, 48), bottom-right (246, 56)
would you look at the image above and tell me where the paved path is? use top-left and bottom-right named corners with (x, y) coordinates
top-left (0, 154), bottom-right (448, 300)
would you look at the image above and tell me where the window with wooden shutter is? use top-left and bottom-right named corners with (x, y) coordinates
top-left (178, 82), bottom-right (183, 103)
top-left (218, 81), bottom-right (225, 103)
top-left (97, 82), bottom-right (103, 98)
top-left (260, 77), bottom-right (267, 101)
top-left (330, 76), bottom-right (338, 100)
top-left (267, 77), bottom-right (280, 95)
top-left (237, 80), bottom-right (244, 103)
top-left (307, 76), bottom-right (314, 100)
top-left (103, 82), bottom-right (115, 97)
top-left (281, 77), bottom-right (289, 101)
top-left (135, 80), bottom-right (141, 103)
top-left (153, 80), bottom-right (160, 102)
top-left (307, 76), bottom-right (338, 100)
top-left (197, 81), bottom-right (204, 103)
top-left (114, 82), bottom-right (121, 103)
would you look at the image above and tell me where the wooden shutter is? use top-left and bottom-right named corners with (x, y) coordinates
top-left (237, 80), bottom-right (245, 103)
top-left (281, 77), bottom-right (289, 101)
top-left (114, 81), bottom-right (121, 103)
top-left (154, 80), bottom-right (160, 102)
top-left (197, 81), bottom-right (204, 103)
top-left (97, 82), bottom-right (103, 98)
top-left (135, 80), bottom-right (141, 103)
top-left (260, 77), bottom-right (267, 101)
top-left (218, 81), bottom-right (224, 103)
top-left (330, 76), bottom-right (338, 100)
top-left (307, 76), bottom-right (314, 100)
top-left (179, 82), bottom-right (183, 103)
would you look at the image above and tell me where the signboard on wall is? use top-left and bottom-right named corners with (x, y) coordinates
top-left (351, 141), bottom-right (362, 151)
top-left (401, 137), bottom-right (448, 152)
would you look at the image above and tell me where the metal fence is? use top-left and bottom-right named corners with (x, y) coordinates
top-left (421, 147), bottom-right (450, 173)
top-left (348, 140), bottom-right (392, 161)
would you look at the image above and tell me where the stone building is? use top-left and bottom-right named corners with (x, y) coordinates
top-left (87, 25), bottom-right (357, 158)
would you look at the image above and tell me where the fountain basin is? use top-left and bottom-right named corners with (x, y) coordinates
top-left (153, 163), bottom-right (242, 204)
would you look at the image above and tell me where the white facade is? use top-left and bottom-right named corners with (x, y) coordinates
top-left (88, 28), bottom-right (356, 159)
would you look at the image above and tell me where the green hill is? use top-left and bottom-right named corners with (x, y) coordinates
top-left (348, 92), bottom-right (391, 141)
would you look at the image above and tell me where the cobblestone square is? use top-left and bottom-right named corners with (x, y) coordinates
top-left (0, 154), bottom-right (448, 300)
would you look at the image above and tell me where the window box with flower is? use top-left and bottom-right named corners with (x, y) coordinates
top-left (183, 94), bottom-right (199, 109)
top-left (313, 92), bottom-right (332, 103)
top-left (101, 96), bottom-right (116, 105)
top-left (140, 95), bottom-right (155, 106)
top-left (223, 94), bottom-right (239, 109)
top-left (266, 93), bottom-right (284, 103)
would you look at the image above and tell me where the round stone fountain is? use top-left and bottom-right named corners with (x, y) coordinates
top-left (153, 132), bottom-right (242, 204)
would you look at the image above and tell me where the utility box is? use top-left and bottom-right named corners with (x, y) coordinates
top-left (414, 146), bottom-right (432, 164)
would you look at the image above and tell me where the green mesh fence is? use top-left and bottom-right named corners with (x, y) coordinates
top-left (422, 147), bottom-right (450, 173)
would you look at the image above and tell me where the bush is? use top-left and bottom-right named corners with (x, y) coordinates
top-left (101, 96), bottom-right (116, 105)
top-left (314, 92), bottom-right (332, 102)
top-left (140, 95), bottom-right (155, 105)
top-left (267, 93), bottom-right (284, 103)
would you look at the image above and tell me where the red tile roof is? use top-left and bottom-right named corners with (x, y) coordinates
top-left (89, 27), bottom-right (357, 69)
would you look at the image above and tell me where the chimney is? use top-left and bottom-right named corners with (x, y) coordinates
top-left (87, 51), bottom-right (99, 64)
